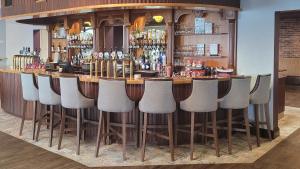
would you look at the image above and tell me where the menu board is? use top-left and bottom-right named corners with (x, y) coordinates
top-left (195, 17), bottom-right (205, 34)
top-left (205, 22), bottom-right (213, 34)
top-left (209, 44), bottom-right (219, 56)
top-left (196, 44), bottom-right (205, 56)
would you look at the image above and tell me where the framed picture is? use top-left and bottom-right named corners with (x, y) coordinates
top-left (205, 22), bottom-right (213, 34)
top-left (209, 44), bottom-right (219, 56)
top-left (195, 17), bottom-right (205, 34)
top-left (196, 44), bottom-right (205, 56)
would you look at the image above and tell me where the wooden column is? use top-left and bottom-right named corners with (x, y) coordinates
top-left (229, 19), bottom-right (237, 70)
top-left (123, 11), bottom-right (130, 53)
top-left (166, 21), bottom-right (174, 66)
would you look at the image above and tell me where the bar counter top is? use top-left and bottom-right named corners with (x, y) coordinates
top-left (0, 68), bottom-right (231, 85)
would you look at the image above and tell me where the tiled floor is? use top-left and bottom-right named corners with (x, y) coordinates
top-left (0, 107), bottom-right (299, 168)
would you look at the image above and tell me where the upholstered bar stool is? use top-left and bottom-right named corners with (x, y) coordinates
top-left (139, 79), bottom-right (176, 162)
top-left (58, 76), bottom-right (94, 155)
top-left (19, 72), bottom-right (39, 140)
top-left (250, 74), bottom-right (272, 146)
top-left (35, 74), bottom-right (61, 147)
top-left (95, 78), bottom-right (134, 160)
top-left (179, 78), bottom-right (219, 159)
top-left (219, 77), bottom-right (252, 154)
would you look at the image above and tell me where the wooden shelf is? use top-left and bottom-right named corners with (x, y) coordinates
top-left (175, 33), bottom-right (229, 36)
top-left (52, 38), bottom-right (67, 40)
top-left (174, 56), bottom-right (228, 59)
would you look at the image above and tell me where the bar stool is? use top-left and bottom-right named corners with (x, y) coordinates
top-left (95, 78), bottom-right (134, 160)
top-left (250, 74), bottom-right (272, 147)
top-left (139, 79), bottom-right (176, 162)
top-left (35, 74), bottom-right (61, 147)
top-left (219, 77), bottom-right (252, 154)
top-left (58, 76), bottom-right (94, 155)
top-left (19, 72), bottom-right (39, 140)
top-left (179, 78), bottom-right (219, 159)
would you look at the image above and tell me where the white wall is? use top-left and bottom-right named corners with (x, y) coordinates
top-left (4, 20), bottom-right (46, 67)
top-left (40, 29), bottom-right (49, 63)
top-left (0, 20), bottom-right (6, 67)
top-left (238, 0), bottom-right (300, 129)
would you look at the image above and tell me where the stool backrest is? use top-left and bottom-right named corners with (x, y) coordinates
top-left (139, 79), bottom-right (176, 114)
top-left (21, 73), bottom-right (39, 101)
top-left (98, 79), bottom-right (134, 113)
top-left (59, 76), bottom-right (86, 109)
top-left (220, 77), bottom-right (251, 109)
top-left (250, 74), bottom-right (271, 104)
top-left (181, 79), bottom-right (218, 112)
top-left (38, 74), bottom-right (60, 105)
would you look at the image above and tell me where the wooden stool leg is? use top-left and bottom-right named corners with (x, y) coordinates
top-left (204, 112), bottom-right (208, 144)
top-left (106, 112), bottom-right (111, 145)
top-left (201, 113), bottom-right (205, 144)
top-left (95, 110), bottom-right (103, 157)
top-left (174, 109), bottom-right (178, 147)
top-left (212, 111), bottom-right (220, 157)
top-left (139, 111), bottom-right (144, 148)
top-left (141, 113), bottom-right (148, 162)
top-left (58, 108), bottom-right (66, 150)
top-left (81, 109), bottom-right (86, 141)
top-left (19, 100), bottom-right (27, 136)
top-left (264, 103), bottom-right (272, 140)
top-left (243, 108), bottom-right (252, 151)
top-left (46, 105), bottom-right (50, 129)
top-left (134, 106), bottom-right (139, 148)
top-left (168, 113), bottom-right (175, 161)
top-left (190, 112), bottom-right (195, 160)
top-left (35, 104), bottom-right (43, 142)
top-left (49, 105), bottom-right (54, 147)
top-left (254, 104), bottom-right (260, 147)
top-left (32, 101), bottom-right (38, 140)
top-left (227, 109), bottom-right (232, 154)
top-left (76, 109), bottom-right (81, 155)
top-left (122, 113), bottom-right (127, 161)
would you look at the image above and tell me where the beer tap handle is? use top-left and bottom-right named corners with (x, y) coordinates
top-left (100, 60), bottom-right (104, 78)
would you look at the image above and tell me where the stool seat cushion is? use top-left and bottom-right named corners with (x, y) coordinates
top-left (250, 74), bottom-right (271, 104)
top-left (180, 79), bottom-right (218, 112)
top-left (60, 77), bottom-right (94, 109)
top-left (98, 79), bottom-right (134, 113)
top-left (38, 75), bottom-right (61, 105)
top-left (21, 73), bottom-right (39, 101)
top-left (220, 77), bottom-right (251, 109)
top-left (139, 80), bottom-right (176, 114)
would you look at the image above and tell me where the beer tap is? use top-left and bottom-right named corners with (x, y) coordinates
top-left (95, 59), bottom-right (98, 77)
top-left (122, 59), bottom-right (126, 78)
top-left (106, 59), bottom-right (111, 78)
top-left (130, 56), bottom-right (134, 80)
top-left (100, 59), bottom-right (104, 78)
top-left (113, 59), bottom-right (117, 79)
top-left (89, 59), bottom-right (93, 78)
top-left (12, 56), bottom-right (16, 69)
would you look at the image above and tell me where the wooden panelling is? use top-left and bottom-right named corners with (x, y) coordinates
top-left (0, 0), bottom-right (240, 19)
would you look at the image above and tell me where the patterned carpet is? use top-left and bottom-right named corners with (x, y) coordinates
top-left (0, 107), bottom-right (299, 168)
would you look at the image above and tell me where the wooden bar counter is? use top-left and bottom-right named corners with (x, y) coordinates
top-left (0, 69), bottom-right (231, 145)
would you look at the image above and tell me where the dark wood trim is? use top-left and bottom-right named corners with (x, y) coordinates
top-left (273, 11), bottom-right (281, 138)
top-left (1, 0), bottom-right (240, 19)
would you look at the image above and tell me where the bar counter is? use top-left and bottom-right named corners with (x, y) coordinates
top-left (0, 69), bottom-right (231, 145)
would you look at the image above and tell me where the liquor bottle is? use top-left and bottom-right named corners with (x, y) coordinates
top-left (51, 44), bottom-right (55, 52)
top-left (57, 43), bottom-right (61, 53)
